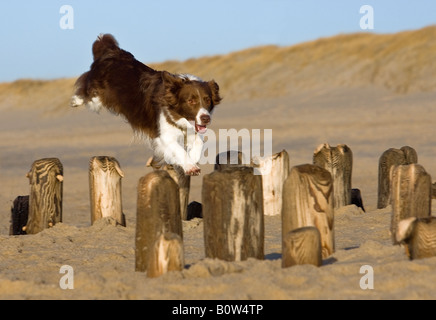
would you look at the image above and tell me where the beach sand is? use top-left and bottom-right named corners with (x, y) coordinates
top-left (1, 27), bottom-right (436, 300)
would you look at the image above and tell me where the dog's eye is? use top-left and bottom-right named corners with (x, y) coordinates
top-left (203, 97), bottom-right (211, 104)
top-left (187, 99), bottom-right (196, 105)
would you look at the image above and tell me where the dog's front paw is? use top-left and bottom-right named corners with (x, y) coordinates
top-left (185, 164), bottom-right (201, 176)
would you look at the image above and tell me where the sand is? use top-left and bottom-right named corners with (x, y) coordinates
top-left (1, 28), bottom-right (436, 300)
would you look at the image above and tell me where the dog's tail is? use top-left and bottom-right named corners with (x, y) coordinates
top-left (92, 33), bottom-right (119, 61)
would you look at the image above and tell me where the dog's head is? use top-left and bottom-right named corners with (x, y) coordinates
top-left (163, 72), bottom-right (221, 133)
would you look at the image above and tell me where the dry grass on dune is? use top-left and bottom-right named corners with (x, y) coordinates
top-left (151, 25), bottom-right (436, 99)
top-left (0, 25), bottom-right (435, 112)
top-left (0, 78), bottom-right (76, 114)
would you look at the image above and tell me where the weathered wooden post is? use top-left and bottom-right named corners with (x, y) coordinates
top-left (432, 182), bottom-right (436, 199)
top-left (214, 150), bottom-right (246, 171)
top-left (282, 164), bottom-right (334, 258)
top-left (162, 164), bottom-right (191, 221)
top-left (147, 157), bottom-right (191, 221)
top-left (187, 201), bottom-right (203, 220)
top-left (351, 188), bottom-right (365, 212)
top-left (24, 158), bottom-right (63, 235)
top-left (9, 195), bottom-right (29, 235)
top-left (397, 217), bottom-right (436, 260)
top-left (377, 146), bottom-right (417, 209)
top-left (89, 156), bottom-right (125, 226)
top-left (282, 227), bottom-right (322, 268)
top-left (146, 232), bottom-right (184, 278)
top-left (390, 164), bottom-right (431, 244)
top-left (202, 166), bottom-right (264, 261)
top-left (313, 143), bottom-right (352, 209)
top-left (252, 150), bottom-right (289, 216)
top-left (135, 170), bottom-right (183, 272)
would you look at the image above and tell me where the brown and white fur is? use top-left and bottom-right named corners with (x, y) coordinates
top-left (71, 34), bottom-right (221, 176)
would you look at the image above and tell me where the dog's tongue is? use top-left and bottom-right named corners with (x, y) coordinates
top-left (195, 123), bottom-right (208, 134)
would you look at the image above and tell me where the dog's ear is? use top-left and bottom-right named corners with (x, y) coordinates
top-left (162, 71), bottom-right (184, 88)
top-left (162, 71), bottom-right (184, 106)
top-left (208, 80), bottom-right (222, 106)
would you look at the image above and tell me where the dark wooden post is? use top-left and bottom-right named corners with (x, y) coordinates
top-left (187, 201), bottom-right (203, 220)
top-left (9, 196), bottom-right (29, 235)
top-left (202, 166), bottom-right (264, 261)
top-left (135, 170), bottom-right (183, 272)
top-left (397, 217), bottom-right (436, 260)
top-left (313, 143), bottom-right (352, 209)
top-left (282, 227), bottom-right (322, 268)
top-left (351, 188), bottom-right (365, 212)
top-left (89, 156), bottom-right (125, 226)
top-left (252, 150), bottom-right (290, 216)
top-left (390, 164), bottom-right (431, 244)
top-left (282, 164), bottom-right (334, 258)
top-left (377, 146), bottom-right (418, 209)
top-left (146, 232), bottom-right (184, 278)
top-left (214, 150), bottom-right (245, 171)
top-left (24, 158), bottom-right (63, 234)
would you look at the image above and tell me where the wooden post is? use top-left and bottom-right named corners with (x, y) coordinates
top-left (397, 217), bottom-right (436, 260)
top-left (432, 182), bottom-right (436, 199)
top-left (187, 201), bottom-right (202, 220)
top-left (147, 232), bottom-right (184, 278)
top-left (351, 188), bottom-right (365, 212)
top-left (390, 164), bottom-right (431, 244)
top-left (377, 146), bottom-right (418, 209)
top-left (282, 227), bottom-right (322, 268)
top-left (9, 196), bottom-right (29, 235)
top-left (25, 158), bottom-right (63, 235)
top-left (135, 170), bottom-right (183, 272)
top-left (313, 143), bottom-right (352, 209)
top-left (162, 164), bottom-right (191, 221)
top-left (252, 150), bottom-right (290, 216)
top-left (282, 164), bottom-right (334, 258)
top-left (202, 166), bottom-right (264, 261)
top-left (400, 146), bottom-right (418, 164)
top-left (214, 150), bottom-right (246, 171)
top-left (89, 156), bottom-right (125, 226)
top-left (147, 157), bottom-right (191, 221)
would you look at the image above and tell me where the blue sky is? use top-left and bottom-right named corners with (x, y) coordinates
top-left (0, 0), bottom-right (435, 82)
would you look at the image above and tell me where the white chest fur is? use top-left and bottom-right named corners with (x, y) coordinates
top-left (152, 112), bottom-right (204, 173)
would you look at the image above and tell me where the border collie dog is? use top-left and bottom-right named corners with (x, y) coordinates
top-left (71, 34), bottom-right (221, 176)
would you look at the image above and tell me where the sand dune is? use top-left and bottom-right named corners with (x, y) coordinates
top-left (1, 26), bottom-right (436, 300)
top-left (148, 25), bottom-right (436, 98)
top-left (1, 25), bottom-right (435, 111)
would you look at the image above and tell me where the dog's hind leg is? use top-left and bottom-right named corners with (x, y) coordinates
top-left (146, 155), bottom-right (164, 169)
top-left (71, 71), bottom-right (89, 108)
top-left (70, 95), bottom-right (85, 108)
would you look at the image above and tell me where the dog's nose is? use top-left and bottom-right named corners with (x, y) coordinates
top-left (200, 114), bottom-right (211, 124)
